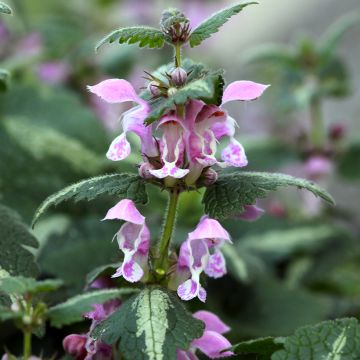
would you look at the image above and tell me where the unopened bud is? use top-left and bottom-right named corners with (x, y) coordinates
top-left (11, 302), bottom-right (20, 312)
top-left (139, 162), bottom-right (155, 179)
top-left (148, 81), bottom-right (161, 96)
top-left (171, 67), bottom-right (187, 87)
top-left (329, 123), bottom-right (346, 141)
top-left (201, 168), bottom-right (218, 186)
top-left (22, 315), bottom-right (32, 325)
top-left (167, 87), bottom-right (177, 97)
top-left (63, 334), bottom-right (87, 358)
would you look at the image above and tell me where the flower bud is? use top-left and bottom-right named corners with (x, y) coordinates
top-left (171, 67), bottom-right (187, 87)
top-left (237, 205), bottom-right (265, 222)
top-left (148, 81), bottom-right (161, 96)
top-left (329, 123), bottom-right (345, 141)
top-left (167, 87), bottom-right (177, 97)
top-left (201, 168), bottom-right (218, 186)
top-left (139, 162), bottom-right (156, 179)
top-left (63, 334), bottom-right (87, 359)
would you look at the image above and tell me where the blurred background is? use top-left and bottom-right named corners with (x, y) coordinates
top-left (0, 0), bottom-right (360, 358)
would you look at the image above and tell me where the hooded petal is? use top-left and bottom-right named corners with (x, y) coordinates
top-left (211, 115), bottom-right (236, 139)
top-left (88, 79), bottom-right (146, 106)
top-left (188, 216), bottom-right (231, 246)
top-left (222, 81), bottom-right (270, 104)
top-left (192, 330), bottom-right (233, 358)
top-left (238, 205), bottom-right (265, 222)
top-left (63, 334), bottom-right (87, 359)
top-left (106, 133), bottom-right (131, 161)
top-left (193, 311), bottom-right (230, 334)
top-left (221, 138), bottom-right (248, 168)
top-left (204, 250), bottom-right (227, 279)
top-left (103, 199), bottom-right (145, 224)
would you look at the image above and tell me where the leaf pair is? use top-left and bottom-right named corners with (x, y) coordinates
top-left (95, 2), bottom-right (258, 51)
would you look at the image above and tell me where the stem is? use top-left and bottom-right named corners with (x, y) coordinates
top-left (23, 330), bottom-right (31, 359)
top-left (155, 189), bottom-right (180, 273)
top-left (310, 97), bottom-right (325, 149)
top-left (175, 42), bottom-right (181, 68)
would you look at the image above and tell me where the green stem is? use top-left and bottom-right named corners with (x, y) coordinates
top-left (175, 42), bottom-right (181, 68)
top-left (23, 329), bottom-right (31, 359)
top-left (155, 189), bottom-right (180, 274)
top-left (310, 97), bottom-right (325, 149)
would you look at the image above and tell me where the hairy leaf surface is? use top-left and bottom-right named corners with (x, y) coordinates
top-left (203, 171), bottom-right (335, 219)
top-left (92, 287), bottom-right (204, 360)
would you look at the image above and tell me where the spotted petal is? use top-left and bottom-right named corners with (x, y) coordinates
top-left (106, 133), bottom-right (131, 161)
top-left (221, 138), bottom-right (248, 168)
top-left (204, 250), bottom-right (227, 279)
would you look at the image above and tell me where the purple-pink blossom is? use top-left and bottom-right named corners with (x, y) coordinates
top-left (88, 76), bottom-right (269, 185)
top-left (177, 310), bottom-right (233, 359)
top-left (103, 199), bottom-right (150, 283)
top-left (176, 216), bottom-right (232, 302)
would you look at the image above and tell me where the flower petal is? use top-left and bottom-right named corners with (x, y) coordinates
top-left (192, 330), bottom-right (233, 358)
top-left (103, 199), bottom-right (145, 224)
top-left (122, 258), bottom-right (144, 283)
top-left (188, 217), bottom-right (231, 245)
top-left (63, 334), bottom-right (87, 359)
top-left (193, 311), bottom-right (230, 334)
top-left (176, 350), bottom-right (199, 360)
top-left (222, 81), bottom-right (270, 104)
top-left (88, 79), bottom-right (145, 105)
top-left (106, 133), bottom-right (131, 161)
top-left (204, 250), bottom-right (227, 279)
top-left (238, 205), bottom-right (265, 222)
top-left (150, 165), bottom-right (189, 179)
top-left (221, 138), bottom-right (248, 168)
top-left (177, 279), bottom-right (206, 302)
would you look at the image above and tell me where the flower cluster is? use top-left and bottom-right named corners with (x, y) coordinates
top-left (88, 75), bottom-right (269, 185)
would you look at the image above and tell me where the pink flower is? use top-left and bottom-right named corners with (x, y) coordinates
top-left (88, 77), bottom-right (268, 183)
top-left (37, 61), bottom-right (70, 85)
top-left (177, 310), bottom-right (233, 359)
top-left (237, 204), bottom-right (265, 222)
top-left (304, 155), bottom-right (334, 181)
top-left (103, 199), bottom-right (150, 283)
top-left (177, 216), bottom-right (231, 302)
top-left (88, 79), bottom-right (159, 161)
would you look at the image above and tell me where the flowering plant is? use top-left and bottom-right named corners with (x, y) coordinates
top-left (0, 2), bottom-right (344, 360)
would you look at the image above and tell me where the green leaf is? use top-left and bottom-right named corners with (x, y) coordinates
top-left (0, 205), bottom-right (39, 277)
top-left (86, 263), bottom-right (121, 287)
top-left (32, 173), bottom-right (148, 227)
top-left (95, 26), bottom-right (166, 52)
top-left (92, 287), bottom-right (204, 360)
top-left (337, 142), bottom-right (360, 181)
top-left (189, 2), bottom-right (258, 47)
top-left (232, 336), bottom-right (285, 356)
top-left (47, 288), bottom-right (137, 328)
top-left (272, 318), bottom-right (360, 360)
top-left (3, 117), bottom-right (106, 175)
top-left (0, 69), bottom-right (10, 92)
top-left (0, 276), bottom-right (63, 295)
top-left (203, 171), bottom-right (335, 220)
top-left (145, 69), bottom-right (224, 125)
top-left (320, 13), bottom-right (360, 58)
top-left (0, 2), bottom-right (12, 14)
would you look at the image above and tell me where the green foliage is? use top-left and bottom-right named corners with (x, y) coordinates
top-left (337, 142), bottom-right (360, 180)
top-left (32, 173), bottom-right (148, 227)
top-left (232, 336), bottom-right (285, 357)
top-left (0, 2), bottom-right (11, 14)
top-left (92, 287), bottom-right (204, 360)
top-left (47, 288), bottom-right (137, 327)
top-left (95, 27), bottom-right (166, 51)
top-left (203, 171), bottom-right (335, 220)
top-left (37, 217), bottom-right (120, 295)
top-left (0, 69), bottom-right (10, 92)
top-left (189, 2), bottom-right (258, 47)
top-left (145, 69), bottom-right (224, 125)
top-left (0, 305), bottom-right (19, 321)
top-left (86, 263), bottom-right (121, 287)
top-left (160, 8), bottom-right (188, 32)
top-left (0, 276), bottom-right (63, 296)
top-left (319, 13), bottom-right (360, 58)
top-left (0, 205), bottom-right (39, 277)
top-left (272, 318), bottom-right (360, 360)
